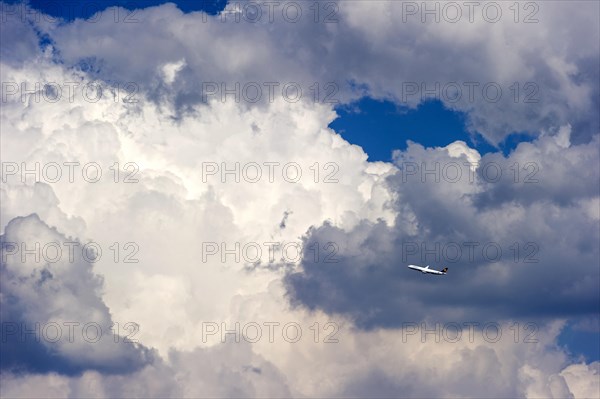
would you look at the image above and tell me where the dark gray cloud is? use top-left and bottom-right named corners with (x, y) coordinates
top-left (472, 133), bottom-right (600, 208)
top-left (0, 6), bottom-right (42, 66)
top-left (7, 0), bottom-right (596, 144)
top-left (0, 214), bottom-right (155, 375)
top-left (286, 132), bottom-right (600, 329)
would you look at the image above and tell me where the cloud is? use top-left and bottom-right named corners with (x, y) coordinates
top-left (560, 362), bottom-right (600, 399)
top-left (0, 52), bottom-right (395, 357)
top-left (0, 340), bottom-right (292, 398)
top-left (0, 214), bottom-right (154, 375)
top-left (1, 2), bottom-right (598, 397)
top-left (286, 132), bottom-right (600, 328)
top-left (0, 317), bottom-right (596, 398)
top-left (13, 0), bottom-right (597, 144)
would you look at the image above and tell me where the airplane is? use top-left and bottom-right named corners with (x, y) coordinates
top-left (407, 264), bottom-right (448, 275)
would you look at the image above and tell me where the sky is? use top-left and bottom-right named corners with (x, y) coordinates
top-left (0, 0), bottom-right (599, 398)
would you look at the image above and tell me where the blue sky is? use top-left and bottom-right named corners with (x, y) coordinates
top-left (330, 98), bottom-right (503, 161)
top-left (558, 321), bottom-right (600, 363)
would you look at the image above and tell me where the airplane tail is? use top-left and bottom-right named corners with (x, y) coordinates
top-left (442, 267), bottom-right (448, 273)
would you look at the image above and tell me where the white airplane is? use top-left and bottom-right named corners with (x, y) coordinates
top-left (408, 264), bottom-right (448, 275)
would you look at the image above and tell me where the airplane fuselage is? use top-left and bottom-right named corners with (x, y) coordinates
top-left (407, 264), bottom-right (448, 275)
